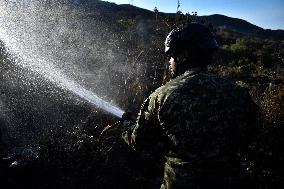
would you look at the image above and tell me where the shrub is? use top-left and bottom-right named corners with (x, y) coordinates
top-left (260, 84), bottom-right (284, 123)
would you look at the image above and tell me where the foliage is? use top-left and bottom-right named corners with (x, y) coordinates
top-left (260, 84), bottom-right (284, 123)
top-left (0, 3), bottom-right (283, 189)
top-left (222, 38), bottom-right (248, 53)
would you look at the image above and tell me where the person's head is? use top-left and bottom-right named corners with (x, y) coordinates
top-left (165, 23), bottom-right (218, 78)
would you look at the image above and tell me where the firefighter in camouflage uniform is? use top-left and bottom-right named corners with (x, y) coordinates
top-left (121, 23), bottom-right (258, 189)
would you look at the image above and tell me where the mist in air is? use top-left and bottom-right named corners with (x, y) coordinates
top-left (0, 0), bottom-right (157, 146)
top-left (0, 0), bottom-right (128, 118)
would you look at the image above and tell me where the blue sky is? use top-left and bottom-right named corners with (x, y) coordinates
top-left (105, 0), bottom-right (284, 30)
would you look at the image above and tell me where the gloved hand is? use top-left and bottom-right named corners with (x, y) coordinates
top-left (120, 112), bottom-right (137, 124)
top-left (121, 112), bottom-right (137, 145)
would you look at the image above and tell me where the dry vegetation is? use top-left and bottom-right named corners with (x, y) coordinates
top-left (0, 5), bottom-right (283, 189)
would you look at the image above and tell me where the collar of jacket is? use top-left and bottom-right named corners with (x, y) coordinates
top-left (184, 67), bottom-right (206, 75)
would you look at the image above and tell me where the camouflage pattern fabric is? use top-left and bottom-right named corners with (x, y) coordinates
top-left (122, 69), bottom-right (257, 189)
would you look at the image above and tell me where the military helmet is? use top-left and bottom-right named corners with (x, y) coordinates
top-left (165, 23), bottom-right (218, 56)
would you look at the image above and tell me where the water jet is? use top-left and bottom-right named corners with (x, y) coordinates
top-left (0, 0), bottom-right (125, 118)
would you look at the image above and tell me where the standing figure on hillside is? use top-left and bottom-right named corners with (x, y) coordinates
top-left (121, 23), bottom-right (258, 189)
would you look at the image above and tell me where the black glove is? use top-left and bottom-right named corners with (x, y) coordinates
top-left (121, 112), bottom-right (137, 144)
top-left (121, 112), bottom-right (137, 124)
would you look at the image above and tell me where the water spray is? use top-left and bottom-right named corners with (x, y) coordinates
top-left (0, 0), bottom-right (125, 118)
top-left (0, 31), bottom-right (124, 117)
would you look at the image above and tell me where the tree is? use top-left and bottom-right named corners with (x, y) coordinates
top-left (154, 6), bottom-right (159, 21)
top-left (177, 0), bottom-right (181, 13)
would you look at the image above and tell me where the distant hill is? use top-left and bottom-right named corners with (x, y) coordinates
top-left (72, 0), bottom-right (153, 17)
top-left (201, 14), bottom-right (284, 40)
top-left (73, 0), bottom-right (284, 40)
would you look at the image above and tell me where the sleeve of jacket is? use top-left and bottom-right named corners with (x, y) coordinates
top-left (122, 95), bottom-right (167, 152)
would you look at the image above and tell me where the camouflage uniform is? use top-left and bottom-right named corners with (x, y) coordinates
top-left (123, 69), bottom-right (257, 189)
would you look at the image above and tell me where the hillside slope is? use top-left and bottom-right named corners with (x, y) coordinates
top-left (73, 0), bottom-right (284, 39)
